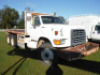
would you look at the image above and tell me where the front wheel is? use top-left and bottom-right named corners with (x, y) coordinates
top-left (39, 43), bottom-right (57, 65)
top-left (41, 48), bottom-right (54, 64)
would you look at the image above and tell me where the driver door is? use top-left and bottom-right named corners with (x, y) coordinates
top-left (30, 16), bottom-right (41, 41)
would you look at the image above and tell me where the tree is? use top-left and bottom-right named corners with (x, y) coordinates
top-left (0, 10), bottom-right (1, 28)
top-left (17, 12), bottom-right (24, 29)
top-left (0, 9), bottom-right (4, 29)
top-left (17, 6), bottom-right (34, 29)
top-left (0, 6), bottom-right (19, 29)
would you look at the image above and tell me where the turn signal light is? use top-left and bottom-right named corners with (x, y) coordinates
top-left (54, 40), bottom-right (60, 45)
top-left (55, 31), bottom-right (58, 35)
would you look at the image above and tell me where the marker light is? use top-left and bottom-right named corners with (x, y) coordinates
top-left (54, 40), bottom-right (60, 45)
top-left (55, 31), bottom-right (58, 35)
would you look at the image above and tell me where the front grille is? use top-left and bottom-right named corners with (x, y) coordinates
top-left (71, 29), bottom-right (86, 46)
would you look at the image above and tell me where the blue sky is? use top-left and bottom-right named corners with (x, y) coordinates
top-left (0, 0), bottom-right (100, 20)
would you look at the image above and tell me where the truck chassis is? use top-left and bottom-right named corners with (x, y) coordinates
top-left (5, 30), bottom-right (99, 61)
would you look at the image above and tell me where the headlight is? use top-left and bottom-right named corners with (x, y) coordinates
top-left (60, 39), bottom-right (66, 44)
top-left (60, 28), bottom-right (63, 36)
top-left (54, 39), bottom-right (66, 45)
top-left (54, 40), bottom-right (60, 45)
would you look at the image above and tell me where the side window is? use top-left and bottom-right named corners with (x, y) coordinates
top-left (34, 17), bottom-right (40, 25)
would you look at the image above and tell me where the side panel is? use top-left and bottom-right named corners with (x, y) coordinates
top-left (17, 34), bottom-right (25, 48)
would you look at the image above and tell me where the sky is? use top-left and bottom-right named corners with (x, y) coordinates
top-left (0, 0), bottom-right (100, 20)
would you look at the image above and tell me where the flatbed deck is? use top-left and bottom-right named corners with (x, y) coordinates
top-left (6, 30), bottom-right (25, 35)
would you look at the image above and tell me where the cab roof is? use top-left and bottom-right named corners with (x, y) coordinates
top-left (31, 12), bottom-right (52, 16)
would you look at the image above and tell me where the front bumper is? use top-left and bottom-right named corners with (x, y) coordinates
top-left (56, 42), bottom-right (99, 61)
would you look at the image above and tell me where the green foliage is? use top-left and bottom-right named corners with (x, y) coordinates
top-left (17, 12), bottom-right (24, 29)
top-left (0, 6), bottom-right (19, 29)
top-left (0, 9), bottom-right (4, 29)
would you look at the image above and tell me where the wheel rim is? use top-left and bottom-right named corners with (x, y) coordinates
top-left (41, 48), bottom-right (54, 62)
top-left (37, 40), bottom-right (45, 48)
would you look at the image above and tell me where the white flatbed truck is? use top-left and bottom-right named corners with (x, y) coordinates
top-left (6, 12), bottom-right (99, 63)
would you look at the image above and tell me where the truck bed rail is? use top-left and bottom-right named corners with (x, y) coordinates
top-left (6, 29), bottom-right (25, 35)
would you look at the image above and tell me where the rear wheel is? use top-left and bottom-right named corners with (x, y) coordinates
top-left (11, 34), bottom-right (17, 47)
top-left (11, 35), bottom-right (14, 46)
top-left (7, 33), bottom-right (11, 45)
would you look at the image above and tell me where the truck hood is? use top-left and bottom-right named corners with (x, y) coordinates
top-left (43, 24), bottom-right (85, 30)
top-left (42, 24), bottom-right (85, 38)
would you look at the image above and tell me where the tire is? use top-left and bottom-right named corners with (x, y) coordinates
top-left (11, 34), bottom-right (17, 47)
top-left (7, 33), bottom-right (11, 45)
top-left (39, 43), bottom-right (57, 65)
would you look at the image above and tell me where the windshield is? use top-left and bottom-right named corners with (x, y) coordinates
top-left (41, 16), bottom-right (65, 24)
top-left (95, 25), bottom-right (100, 31)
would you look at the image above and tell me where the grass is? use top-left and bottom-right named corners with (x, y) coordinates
top-left (0, 32), bottom-right (100, 75)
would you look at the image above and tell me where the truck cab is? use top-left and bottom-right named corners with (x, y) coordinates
top-left (25, 12), bottom-right (87, 49)
top-left (91, 24), bottom-right (100, 40)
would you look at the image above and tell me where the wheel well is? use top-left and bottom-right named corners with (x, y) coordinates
top-left (38, 37), bottom-right (52, 44)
